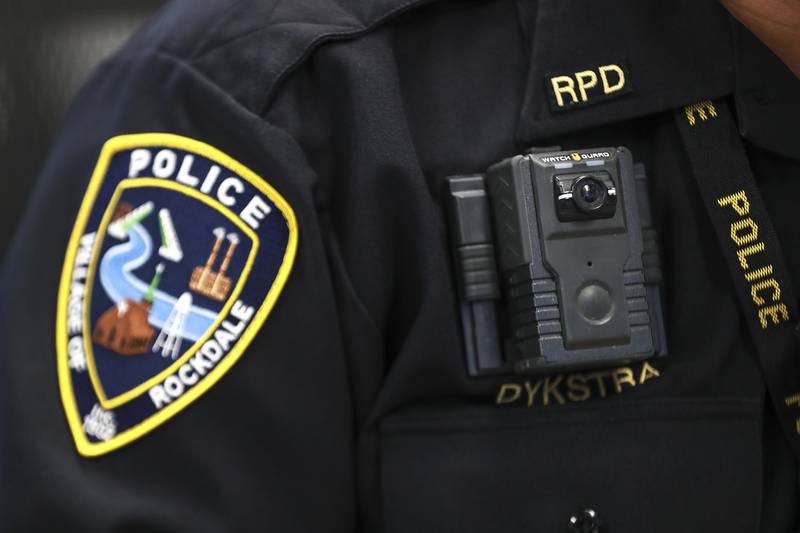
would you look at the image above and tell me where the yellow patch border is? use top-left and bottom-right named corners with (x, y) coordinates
top-left (55, 133), bottom-right (299, 457)
top-left (83, 179), bottom-right (259, 409)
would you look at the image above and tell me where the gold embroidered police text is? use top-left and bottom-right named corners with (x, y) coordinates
top-left (684, 100), bottom-right (718, 126)
top-left (785, 392), bottom-right (800, 434)
top-left (717, 190), bottom-right (790, 328)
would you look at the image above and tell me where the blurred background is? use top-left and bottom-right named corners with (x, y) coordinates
top-left (0, 0), bottom-right (166, 259)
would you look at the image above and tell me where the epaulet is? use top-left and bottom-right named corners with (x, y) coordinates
top-left (122, 0), bottom-right (435, 114)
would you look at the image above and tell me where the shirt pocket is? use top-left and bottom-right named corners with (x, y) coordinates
top-left (379, 397), bottom-right (762, 533)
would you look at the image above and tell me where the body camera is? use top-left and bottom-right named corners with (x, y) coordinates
top-left (446, 147), bottom-right (666, 375)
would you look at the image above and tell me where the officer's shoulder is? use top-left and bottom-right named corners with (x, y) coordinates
top-left (119, 0), bottom-right (421, 111)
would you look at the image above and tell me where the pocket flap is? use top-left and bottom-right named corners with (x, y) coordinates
top-left (380, 398), bottom-right (762, 533)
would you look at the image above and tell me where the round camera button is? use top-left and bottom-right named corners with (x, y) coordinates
top-left (577, 283), bottom-right (614, 324)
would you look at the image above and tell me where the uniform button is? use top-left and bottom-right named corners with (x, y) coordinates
top-left (567, 508), bottom-right (604, 533)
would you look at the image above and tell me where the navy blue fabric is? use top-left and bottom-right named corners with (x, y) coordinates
top-left (1, 0), bottom-right (800, 531)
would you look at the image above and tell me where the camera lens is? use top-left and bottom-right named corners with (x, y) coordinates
top-left (579, 181), bottom-right (601, 203)
top-left (572, 176), bottom-right (608, 213)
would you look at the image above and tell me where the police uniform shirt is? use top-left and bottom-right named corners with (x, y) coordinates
top-left (2, 0), bottom-right (800, 531)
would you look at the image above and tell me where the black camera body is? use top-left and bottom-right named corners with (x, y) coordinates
top-left (446, 147), bottom-right (666, 376)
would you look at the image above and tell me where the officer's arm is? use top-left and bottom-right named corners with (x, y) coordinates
top-left (0, 46), bottom-right (357, 531)
top-left (720, 0), bottom-right (800, 77)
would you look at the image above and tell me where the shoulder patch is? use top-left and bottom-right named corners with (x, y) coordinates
top-left (56, 133), bottom-right (298, 456)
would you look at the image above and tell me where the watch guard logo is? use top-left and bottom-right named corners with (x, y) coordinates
top-left (539, 151), bottom-right (611, 164)
top-left (56, 134), bottom-right (298, 456)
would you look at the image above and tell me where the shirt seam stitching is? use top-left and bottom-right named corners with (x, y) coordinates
top-left (259, 0), bottom-right (439, 116)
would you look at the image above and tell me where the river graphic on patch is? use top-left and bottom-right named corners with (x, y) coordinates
top-left (87, 186), bottom-right (253, 401)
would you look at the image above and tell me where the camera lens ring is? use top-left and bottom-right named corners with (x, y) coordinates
top-left (571, 176), bottom-right (608, 213)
